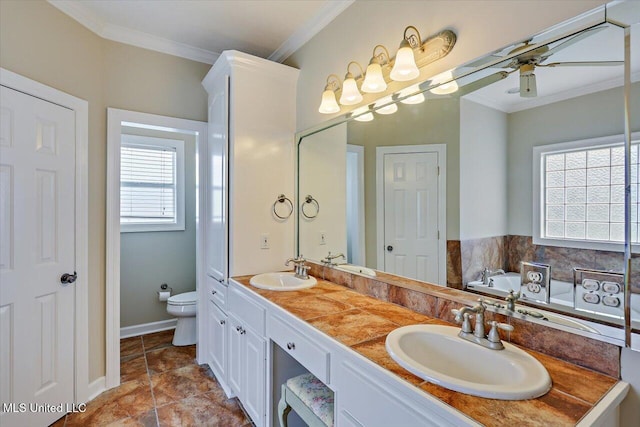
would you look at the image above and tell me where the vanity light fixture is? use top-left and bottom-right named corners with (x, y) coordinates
top-left (317, 28), bottom-right (456, 114)
top-left (318, 74), bottom-right (341, 114)
top-left (429, 70), bottom-right (459, 95)
top-left (339, 62), bottom-right (365, 105)
top-left (399, 84), bottom-right (425, 104)
top-left (374, 96), bottom-right (398, 115)
top-left (390, 26), bottom-right (422, 82)
top-left (353, 106), bottom-right (374, 122)
top-left (362, 45), bottom-right (390, 93)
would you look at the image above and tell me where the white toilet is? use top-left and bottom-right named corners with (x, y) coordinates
top-left (166, 291), bottom-right (197, 346)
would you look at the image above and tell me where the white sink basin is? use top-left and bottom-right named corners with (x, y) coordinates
top-left (249, 272), bottom-right (317, 291)
top-left (335, 264), bottom-right (377, 277)
top-left (385, 324), bottom-right (551, 400)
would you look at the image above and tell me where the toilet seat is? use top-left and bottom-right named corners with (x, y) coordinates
top-left (168, 291), bottom-right (197, 306)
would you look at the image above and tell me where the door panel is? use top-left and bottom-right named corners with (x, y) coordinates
top-left (0, 86), bottom-right (75, 427)
top-left (384, 152), bottom-right (439, 283)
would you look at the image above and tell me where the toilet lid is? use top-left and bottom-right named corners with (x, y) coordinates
top-left (168, 291), bottom-right (197, 306)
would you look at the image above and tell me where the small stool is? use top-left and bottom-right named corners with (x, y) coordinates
top-left (278, 373), bottom-right (334, 427)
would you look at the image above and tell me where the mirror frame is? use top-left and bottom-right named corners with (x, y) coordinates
top-left (295, 2), bottom-right (636, 348)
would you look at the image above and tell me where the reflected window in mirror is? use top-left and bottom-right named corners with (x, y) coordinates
top-left (533, 133), bottom-right (640, 251)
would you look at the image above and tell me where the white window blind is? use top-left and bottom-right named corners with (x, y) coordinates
top-left (120, 134), bottom-right (185, 232)
top-left (533, 133), bottom-right (639, 251)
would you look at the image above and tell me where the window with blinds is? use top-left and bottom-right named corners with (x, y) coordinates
top-left (533, 132), bottom-right (639, 251)
top-left (120, 134), bottom-right (185, 232)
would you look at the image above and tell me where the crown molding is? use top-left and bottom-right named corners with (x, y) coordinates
top-left (48, 0), bottom-right (219, 64)
top-left (268, 0), bottom-right (355, 63)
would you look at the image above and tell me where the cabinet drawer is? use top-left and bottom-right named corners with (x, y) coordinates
top-left (269, 314), bottom-right (330, 383)
top-left (207, 275), bottom-right (227, 309)
top-left (228, 286), bottom-right (265, 335)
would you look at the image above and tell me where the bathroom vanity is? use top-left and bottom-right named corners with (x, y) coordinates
top-left (206, 270), bottom-right (629, 426)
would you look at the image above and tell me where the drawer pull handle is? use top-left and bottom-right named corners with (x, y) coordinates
top-left (211, 290), bottom-right (217, 295)
top-left (287, 342), bottom-right (295, 350)
top-left (220, 320), bottom-right (225, 325)
top-left (236, 325), bottom-right (242, 332)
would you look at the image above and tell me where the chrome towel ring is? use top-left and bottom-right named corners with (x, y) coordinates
top-left (273, 194), bottom-right (293, 219)
top-left (301, 195), bottom-right (319, 219)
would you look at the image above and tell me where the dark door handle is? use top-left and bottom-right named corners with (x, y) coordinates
top-left (60, 271), bottom-right (77, 285)
top-left (386, 245), bottom-right (393, 252)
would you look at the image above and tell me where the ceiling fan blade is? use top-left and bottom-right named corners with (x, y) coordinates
top-left (456, 71), bottom-right (510, 96)
top-left (520, 72), bottom-right (537, 98)
top-left (541, 61), bottom-right (624, 67)
top-left (542, 26), bottom-right (607, 57)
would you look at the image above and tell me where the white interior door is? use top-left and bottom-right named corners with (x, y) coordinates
top-left (383, 151), bottom-right (440, 283)
top-left (0, 86), bottom-right (75, 427)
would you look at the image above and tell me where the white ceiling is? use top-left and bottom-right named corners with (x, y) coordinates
top-left (461, 22), bottom-right (639, 113)
top-left (48, 0), bottom-right (354, 64)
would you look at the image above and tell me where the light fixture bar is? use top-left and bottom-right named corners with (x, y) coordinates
top-left (326, 29), bottom-right (456, 109)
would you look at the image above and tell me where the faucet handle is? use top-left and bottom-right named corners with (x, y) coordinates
top-left (487, 321), bottom-right (514, 343)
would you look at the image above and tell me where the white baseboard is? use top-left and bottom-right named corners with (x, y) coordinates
top-left (87, 376), bottom-right (106, 402)
top-left (120, 319), bottom-right (177, 339)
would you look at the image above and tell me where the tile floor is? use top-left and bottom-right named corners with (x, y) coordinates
top-left (49, 330), bottom-right (253, 427)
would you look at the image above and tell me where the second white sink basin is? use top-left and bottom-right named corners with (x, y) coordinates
top-left (335, 264), bottom-right (377, 277)
top-left (385, 324), bottom-right (551, 400)
top-left (250, 272), bottom-right (317, 291)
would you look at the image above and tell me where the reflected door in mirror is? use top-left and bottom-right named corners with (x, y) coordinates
top-left (381, 150), bottom-right (440, 283)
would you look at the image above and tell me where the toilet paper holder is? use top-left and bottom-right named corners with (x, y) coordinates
top-left (158, 283), bottom-right (173, 301)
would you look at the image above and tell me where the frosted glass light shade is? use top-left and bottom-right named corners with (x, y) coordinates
top-left (400, 92), bottom-right (425, 105)
top-left (339, 76), bottom-right (363, 105)
top-left (318, 89), bottom-right (340, 114)
top-left (399, 84), bottom-right (425, 105)
top-left (374, 96), bottom-right (397, 115)
top-left (390, 45), bottom-right (419, 82)
top-left (362, 62), bottom-right (387, 93)
top-left (353, 106), bottom-right (374, 122)
top-left (354, 112), bottom-right (374, 122)
top-left (430, 71), bottom-right (459, 95)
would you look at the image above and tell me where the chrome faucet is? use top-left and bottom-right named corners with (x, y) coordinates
top-left (505, 289), bottom-right (521, 311)
top-left (480, 267), bottom-right (506, 286)
top-left (321, 251), bottom-right (345, 267)
top-left (285, 255), bottom-right (310, 280)
top-left (452, 298), bottom-right (514, 350)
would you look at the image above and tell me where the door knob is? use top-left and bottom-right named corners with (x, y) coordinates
top-left (60, 271), bottom-right (77, 285)
top-left (386, 245), bottom-right (393, 252)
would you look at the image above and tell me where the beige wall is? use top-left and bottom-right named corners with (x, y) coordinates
top-left (285, 0), bottom-right (608, 132)
top-left (347, 97), bottom-right (460, 267)
top-left (299, 123), bottom-right (348, 262)
top-left (0, 0), bottom-right (210, 381)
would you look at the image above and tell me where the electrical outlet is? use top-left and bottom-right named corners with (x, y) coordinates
top-left (260, 234), bottom-right (270, 249)
top-left (319, 232), bottom-right (327, 245)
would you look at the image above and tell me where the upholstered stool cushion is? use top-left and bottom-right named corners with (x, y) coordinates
top-left (286, 373), bottom-right (334, 426)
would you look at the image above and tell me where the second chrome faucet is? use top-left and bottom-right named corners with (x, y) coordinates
top-left (452, 299), bottom-right (514, 350)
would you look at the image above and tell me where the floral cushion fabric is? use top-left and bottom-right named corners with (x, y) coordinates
top-left (286, 373), bottom-right (334, 426)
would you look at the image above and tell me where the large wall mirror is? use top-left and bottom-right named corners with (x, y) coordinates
top-left (297, 2), bottom-right (639, 347)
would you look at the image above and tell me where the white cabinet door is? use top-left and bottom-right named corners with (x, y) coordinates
top-left (243, 328), bottom-right (266, 427)
top-left (205, 75), bottom-right (229, 281)
top-left (228, 314), bottom-right (243, 396)
top-left (207, 300), bottom-right (227, 381)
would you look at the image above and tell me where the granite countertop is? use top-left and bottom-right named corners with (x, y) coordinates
top-left (232, 276), bottom-right (619, 426)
